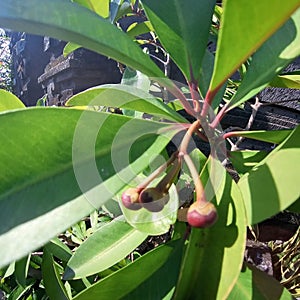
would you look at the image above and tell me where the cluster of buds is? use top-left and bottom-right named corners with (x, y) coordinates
top-left (122, 155), bottom-right (181, 212)
top-left (121, 120), bottom-right (218, 228)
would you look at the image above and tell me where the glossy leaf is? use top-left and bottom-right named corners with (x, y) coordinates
top-left (238, 125), bottom-right (300, 225)
top-left (126, 21), bottom-right (154, 38)
top-left (174, 159), bottom-right (247, 299)
top-left (64, 216), bottom-right (147, 279)
top-left (142, 0), bottom-right (215, 82)
top-left (66, 84), bottom-right (187, 123)
top-left (228, 264), bottom-right (292, 300)
top-left (209, 0), bottom-right (300, 95)
top-left (63, 42), bottom-right (82, 57)
top-left (227, 9), bottom-right (300, 110)
top-left (226, 129), bottom-right (293, 144)
top-left (0, 0), bottom-right (164, 79)
top-left (269, 74), bottom-right (300, 89)
top-left (15, 255), bottom-right (30, 288)
top-left (73, 0), bottom-right (110, 18)
top-left (46, 238), bottom-right (73, 262)
top-left (42, 247), bottom-right (69, 300)
top-left (0, 89), bottom-right (25, 112)
top-left (123, 224), bottom-right (186, 300)
top-left (229, 151), bottom-right (269, 175)
top-left (73, 239), bottom-right (183, 300)
top-left (0, 108), bottom-right (179, 267)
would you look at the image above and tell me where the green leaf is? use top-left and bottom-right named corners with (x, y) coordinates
top-left (126, 21), bottom-right (154, 38)
top-left (46, 238), bottom-right (73, 262)
top-left (287, 198), bottom-right (300, 213)
top-left (121, 68), bottom-right (151, 91)
top-left (66, 84), bottom-right (187, 123)
top-left (0, 0), bottom-right (164, 79)
top-left (229, 151), bottom-right (269, 175)
top-left (174, 159), bottom-right (247, 300)
top-left (226, 129), bottom-right (293, 144)
top-left (226, 9), bottom-right (300, 110)
top-left (73, 0), bottom-right (110, 18)
top-left (63, 42), bottom-right (82, 57)
top-left (209, 0), bottom-right (300, 94)
top-left (123, 224), bottom-right (185, 300)
top-left (228, 264), bottom-right (292, 300)
top-left (73, 239), bottom-right (183, 300)
top-left (64, 216), bottom-right (147, 280)
top-left (42, 247), bottom-right (70, 300)
top-left (0, 108), bottom-right (180, 268)
top-left (0, 89), bottom-right (25, 112)
top-left (15, 255), bottom-right (31, 288)
top-left (238, 125), bottom-right (300, 225)
top-left (142, 0), bottom-right (215, 82)
top-left (269, 74), bottom-right (300, 89)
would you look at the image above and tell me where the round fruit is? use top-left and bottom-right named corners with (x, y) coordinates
top-left (187, 202), bottom-right (218, 228)
top-left (121, 188), bottom-right (142, 210)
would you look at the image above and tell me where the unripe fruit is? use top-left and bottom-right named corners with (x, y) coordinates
top-left (139, 187), bottom-right (167, 212)
top-left (121, 188), bottom-right (142, 210)
top-left (187, 201), bottom-right (218, 228)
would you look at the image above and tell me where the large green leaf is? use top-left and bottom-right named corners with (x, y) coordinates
top-left (73, 239), bottom-right (183, 300)
top-left (174, 159), bottom-right (247, 299)
top-left (209, 0), bottom-right (300, 95)
top-left (227, 8), bottom-right (300, 110)
top-left (142, 0), bottom-right (215, 82)
top-left (66, 84), bottom-right (187, 123)
top-left (64, 216), bottom-right (147, 279)
top-left (228, 264), bottom-right (292, 300)
top-left (0, 0), bottom-right (163, 79)
top-left (0, 108), bottom-right (179, 268)
top-left (238, 125), bottom-right (300, 225)
top-left (0, 89), bottom-right (25, 112)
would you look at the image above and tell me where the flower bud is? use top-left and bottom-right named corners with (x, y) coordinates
top-left (187, 201), bottom-right (218, 228)
top-left (121, 188), bottom-right (142, 210)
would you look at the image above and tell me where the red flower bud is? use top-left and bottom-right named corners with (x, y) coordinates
top-left (187, 201), bottom-right (218, 228)
top-left (121, 188), bottom-right (142, 210)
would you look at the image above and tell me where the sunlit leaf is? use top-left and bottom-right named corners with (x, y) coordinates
top-left (226, 129), bottom-right (293, 144)
top-left (73, 239), bottom-right (183, 300)
top-left (0, 108), bottom-right (180, 267)
top-left (226, 8), bottom-right (300, 110)
top-left (209, 0), bottom-right (300, 96)
top-left (229, 151), bottom-right (269, 175)
top-left (73, 0), bottom-right (110, 18)
top-left (269, 74), bottom-right (300, 89)
top-left (126, 21), bottom-right (154, 38)
top-left (238, 125), bottom-right (300, 225)
top-left (0, 89), bottom-right (25, 112)
top-left (66, 84), bottom-right (187, 123)
top-left (64, 216), bottom-right (147, 279)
